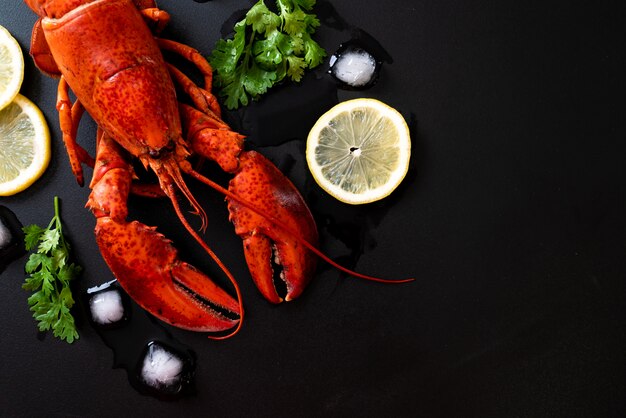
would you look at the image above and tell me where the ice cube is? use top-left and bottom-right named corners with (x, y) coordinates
top-left (86, 280), bottom-right (129, 327)
top-left (89, 289), bottom-right (125, 325)
top-left (329, 47), bottom-right (377, 88)
top-left (140, 342), bottom-right (185, 393)
top-left (0, 217), bottom-right (11, 250)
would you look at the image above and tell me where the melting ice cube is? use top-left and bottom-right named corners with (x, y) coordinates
top-left (140, 342), bottom-right (187, 394)
top-left (89, 289), bottom-right (124, 325)
top-left (86, 280), bottom-right (128, 327)
top-left (329, 45), bottom-right (379, 89)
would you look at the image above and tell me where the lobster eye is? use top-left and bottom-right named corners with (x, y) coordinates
top-left (148, 141), bottom-right (176, 159)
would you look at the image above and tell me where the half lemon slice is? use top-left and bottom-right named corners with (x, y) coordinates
top-left (0, 24), bottom-right (24, 111)
top-left (0, 94), bottom-right (51, 196)
top-left (306, 98), bottom-right (411, 204)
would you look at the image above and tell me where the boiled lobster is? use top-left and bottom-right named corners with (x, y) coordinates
top-left (25, 0), bottom-right (410, 336)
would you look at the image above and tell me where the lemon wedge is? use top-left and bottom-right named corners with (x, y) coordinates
top-left (306, 98), bottom-right (411, 204)
top-left (0, 24), bottom-right (24, 111)
top-left (0, 94), bottom-right (51, 196)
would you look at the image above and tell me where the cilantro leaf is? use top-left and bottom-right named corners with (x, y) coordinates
top-left (24, 252), bottom-right (47, 274)
top-left (58, 263), bottom-right (81, 286)
top-left (252, 29), bottom-right (291, 70)
top-left (303, 32), bottom-right (326, 67)
top-left (292, 0), bottom-right (316, 10)
top-left (209, 0), bottom-right (327, 109)
top-left (23, 224), bottom-right (45, 251)
top-left (39, 228), bottom-right (60, 253)
top-left (54, 306), bottom-right (78, 344)
top-left (23, 270), bottom-right (46, 291)
top-left (282, 8), bottom-right (308, 36)
top-left (220, 65), bottom-right (251, 109)
top-left (246, 2), bottom-right (281, 35)
top-left (244, 60), bottom-right (277, 96)
top-left (286, 54), bottom-right (306, 82)
top-left (22, 196), bottom-right (82, 344)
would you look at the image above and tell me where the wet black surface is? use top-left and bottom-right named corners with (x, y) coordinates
top-left (0, 205), bottom-right (26, 273)
top-left (84, 281), bottom-right (197, 400)
top-left (1, 0), bottom-right (625, 417)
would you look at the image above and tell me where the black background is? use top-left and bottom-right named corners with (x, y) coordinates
top-left (1, 0), bottom-right (624, 416)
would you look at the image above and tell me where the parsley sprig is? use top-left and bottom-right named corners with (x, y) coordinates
top-left (22, 196), bottom-right (82, 343)
top-left (209, 0), bottom-right (327, 109)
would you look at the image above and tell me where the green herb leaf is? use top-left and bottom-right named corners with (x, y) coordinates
top-left (22, 196), bottom-right (82, 344)
top-left (252, 29), bottom-right (289, 70)
top-left (39, 228), bottom-right (60, 253)
top-left (303, 32), bottom-right (326, 67)
top-left (209, 0), bottom-right (327, 109)
top-left (54, 307), bottom-right (78, 344)
top-left (246, 2), bottom-right (280, 35)
top-left (24, 253), bottom-right (46, 274)
top-left (210, 20), bottom-right (247, 75)
top-left (23, 224), bottom-right (45, 251)
top-left (58, 263), bottom-right (81, 287)
top-left (286, 54), bottom-right (306, 82)
top-left (292, 0), bottom-right (316, 10)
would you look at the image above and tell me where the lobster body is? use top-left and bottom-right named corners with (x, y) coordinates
top-left (34, 0), bottom-right (181, 159)
top-left (25, 0), bottom-right (321, 334)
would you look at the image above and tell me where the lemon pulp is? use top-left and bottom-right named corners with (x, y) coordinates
top-left (0, 24), bottom-right (24, 111)
top-left (0, 94), bottom-right (51, 196)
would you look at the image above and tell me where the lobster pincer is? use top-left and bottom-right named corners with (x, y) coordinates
top-left (227, 151), bottom-right (319, 304)
top-left (179, 107), bottom-right (319, 303)
top-left (88, 132), bottom-right (240, 332)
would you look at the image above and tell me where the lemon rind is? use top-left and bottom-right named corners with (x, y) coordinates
top-left (306, 98), bottom-right (411, 205)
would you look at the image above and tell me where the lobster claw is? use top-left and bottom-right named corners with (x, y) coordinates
top-left (95, 217), bottom-right (240, 332)
top-left (227, 151), bottom-right (318, 303)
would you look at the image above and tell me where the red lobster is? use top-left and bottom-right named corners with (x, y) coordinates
top-left (25, 0), bottom-right (410, 336)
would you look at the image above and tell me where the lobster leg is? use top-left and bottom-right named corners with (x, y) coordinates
top-left (130, 183), bottom-right (168, 198)
top-left (57, 77), bottom-right (95, 186)
top-left (156, 38), bottom-right (214, 88)
top-left (88, 130), bottom-right (240, 332)
top-left (157, 38), bottom-right (221, 117)
top-left (31, 13), bottom-right (95, 184)
top-left (167, 64), bottom-right (221, 119)
top-left (134, 0), bottom-right (170, 34)
top-left (180, 103), bottom-right (244, 173)
top-left (139, 8), bottom-right (170, 33)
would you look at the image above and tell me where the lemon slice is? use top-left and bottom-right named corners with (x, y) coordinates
top-left (306, 98), bottom-right (411, 204)
top-left (0, 94), bottom-right (51, 196)
top-left (0, 24), bottom-right (24, 111)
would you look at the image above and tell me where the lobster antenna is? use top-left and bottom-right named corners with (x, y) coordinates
top-left (168, 183), bottom-right (245, 340)
top-left (185, 167), bottom-right (415, 284)
top-left (164, 160), bottom-right (208, 231)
